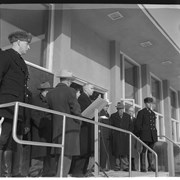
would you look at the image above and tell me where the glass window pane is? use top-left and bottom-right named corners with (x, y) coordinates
top-left (151, 77), bottom-right (161, 113)
top-left (0, 4), bottom-right (50, 68)
top-left (124, 58), bottom-right (139, 104)
top-left (170, 90), bottom-right (177, 119)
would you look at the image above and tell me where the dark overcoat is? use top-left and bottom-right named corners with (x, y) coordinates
top-left (46, 83), bottom-right (81, 156)
top-left (78, 92), bottom-right (93, 156)
top-left (110, 112), bottom-right (133, 157)
top-left (135, 108), bottom-right (157, 143)
top-left (0, 49), bottom-right (29, 120)
top-left (30, 94), bottom-right (52, 159)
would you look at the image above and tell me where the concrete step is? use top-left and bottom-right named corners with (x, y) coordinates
top-left (94, 170), bottom-right (169, 177)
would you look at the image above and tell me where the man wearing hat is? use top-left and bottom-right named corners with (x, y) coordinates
top-left (110, 101), bottom-right (133, 171)
top-left (46, 70), bottom-right (81, 177)
top-left (135, 97), bottom-right (157, 172)
top-left (29, 81), bottom-right (54, 177)
top-left (0, 31), bottom-right (32, 177)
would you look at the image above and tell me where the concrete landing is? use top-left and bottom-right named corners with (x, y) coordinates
top-left (94, 170), bottom-right (169, 177)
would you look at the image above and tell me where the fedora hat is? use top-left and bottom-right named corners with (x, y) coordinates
top-left (37, 81), bottom-right (53, 90)
top-left (56, 69), bottom-right (76, 81)
top-left (116, 101), bottom-right (125, 109)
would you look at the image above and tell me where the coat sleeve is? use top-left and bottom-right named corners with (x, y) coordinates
top-left (0, 52), bottom-right (10, 84)
top-left (135, 110), bottom-right (143, 136)
top-left (68, 88), bottom-right (81, 116)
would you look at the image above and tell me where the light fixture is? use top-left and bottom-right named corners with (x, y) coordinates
top-left (140, 41), bottom-right (152, 48)
top-left (108, 11), bottom-right (123, 21)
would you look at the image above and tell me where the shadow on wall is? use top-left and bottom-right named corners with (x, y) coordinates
top-left (154, 141), bottom-right (168, 172)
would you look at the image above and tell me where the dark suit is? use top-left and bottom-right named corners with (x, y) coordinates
top-left (110, 112), bottom-right (133, 157)
top-left (99, 109), bottom-right (110, 169)
top-left (70, 92), bottom-right (93, 176)
top-left (0, 48), bottom-right (29, 150)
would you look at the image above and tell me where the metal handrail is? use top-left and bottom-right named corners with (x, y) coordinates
top-left (0, 101), bottom-right (158, 177)
top-left (158, 135), bottom-right (180, 149)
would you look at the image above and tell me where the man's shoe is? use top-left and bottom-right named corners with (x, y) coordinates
top-left (148, 167), bottom-right (155, 172)
top-left (123, 168), bottom-right (129, 172)
top-left (141, 168), bottom-right (147, 172)
top-left (114, 165), bottom-right (121, 171)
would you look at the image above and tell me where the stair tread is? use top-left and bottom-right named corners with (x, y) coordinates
top-left (93, 170), bottom-right (169, 177)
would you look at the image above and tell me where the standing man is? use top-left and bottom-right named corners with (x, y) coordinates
top-left (29, 81), bottom-right (54, 177)
top-left (46, 69), bottom-right (81, 177)
top-left (136, 97), bottom-right (157, 172)
top-left (110, 101), bottom-right (133, 171)
top-left (0, 31), bottom-right (32, 177)
top-left (99, 100), bottom-right (111, 171)
top-left (127, 106), bottom-right (138, 171)
top-left (70, 83), bottom-right (94, 177)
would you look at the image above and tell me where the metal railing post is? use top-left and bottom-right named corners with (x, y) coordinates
top-left (59, 115), bottom-right (66, 177)
top-left (94, 108), bottom-right (99, 177)
top-left (129, 134), bottom-right (132, 177)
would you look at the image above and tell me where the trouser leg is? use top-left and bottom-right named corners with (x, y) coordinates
top-left (3, 150), bottom-right (13, 177)
top-left (147, 152), bottom-right (155, 171)
top-left (140, 153), bottom-right (147, 172)
top-left (0, 150), bottom-right (3, 176)
top-left (56, 155), bottom-right (72, 177)
top-left (121, 156), bottom-right (129, 171)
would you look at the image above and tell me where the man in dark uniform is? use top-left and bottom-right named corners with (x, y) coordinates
top-left (0, 31), bottom-right (32, 177)
top-left (29, 81), bottom-right (54, 177)
top-left (135, 97), bottom-right (157, 172)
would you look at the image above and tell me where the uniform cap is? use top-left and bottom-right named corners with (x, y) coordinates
top-left (144, 97), bottom-right (153, 103)
top-left (116, 101), bottom-right (125, 109)
top-left (8, 31), bottom-right (32, 44)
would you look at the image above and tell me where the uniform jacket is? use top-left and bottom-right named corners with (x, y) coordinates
top-left (30, 93), bottom-right (52, 158)
top-left (136, 108), bottom-right (157, 143)
top-left (110, 111), bottom-right (133, 157)
top-left (46, 83), bottom-right (81, 156)
top-left (78, 92), bottom-right (93, 156)
top-left (0, 49), bottom-right (29, 120)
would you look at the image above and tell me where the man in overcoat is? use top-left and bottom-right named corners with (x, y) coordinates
top-left (135, 97), bottom-right (157, 172)
top-left (110, 101), bottom-right (133, 171)
top-left (0, 31), bottom-right (32, 177)
top-left (29, 81), bottom-right (54, 177)
top-left (46, 70), bottom-right (81, 177)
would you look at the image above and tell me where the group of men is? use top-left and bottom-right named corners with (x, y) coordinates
top-left (0, 30), bottom-right (158, 177)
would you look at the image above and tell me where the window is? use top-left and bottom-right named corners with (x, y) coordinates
top-left (150, 74), bottom-right (165, 141)
top-left (124, 59), bottom-right (140, 104)
top-left (120, 53), bottom-right (141, 118)
top-left (0, 4), bottom-right (51, 68)
top-left (150, 75), bottom-right (162, 113)
top-left (170, 89), bottom-right (177, 119)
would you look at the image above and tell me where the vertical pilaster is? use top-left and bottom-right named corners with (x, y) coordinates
top-left (53, 8), bottom-right (72, 86)
top-left (141, 64), bottom-right (151, 104)
top-left (163, 80), bottom-right (174, 176)
top-left (110, 40), bottom-right (121, 112)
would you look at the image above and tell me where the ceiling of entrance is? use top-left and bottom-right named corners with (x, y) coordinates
top-left (60, 4), bottom-right (180, 91)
